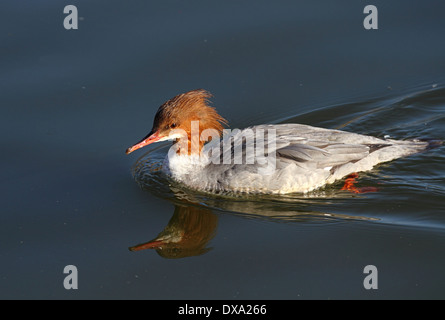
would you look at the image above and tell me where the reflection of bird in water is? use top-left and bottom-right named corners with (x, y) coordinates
top-left (129, 205), bottom-right (218, 259)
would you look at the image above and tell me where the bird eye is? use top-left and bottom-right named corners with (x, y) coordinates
top-left (170, 123), bottom-right (177, 128)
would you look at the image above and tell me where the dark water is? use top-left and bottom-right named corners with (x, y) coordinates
top-left (1, 1), bottom-right (445, 299)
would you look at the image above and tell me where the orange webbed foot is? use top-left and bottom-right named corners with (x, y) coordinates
top-left (341, 173), bottom-right (378, 194)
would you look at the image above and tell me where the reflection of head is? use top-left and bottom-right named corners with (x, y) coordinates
top-left (130, 205), bottom-right (218, 259)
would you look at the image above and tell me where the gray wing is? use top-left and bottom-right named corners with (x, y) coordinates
top-left (198, 123), bottom-right (428, 193)
top-left (204, 123), bottom-right (386, 169)
top-left (276, 143), bottom-right (371, 170)
top-left (252, 124), bottom-right (381, 171)
top-left (204, 122), bottom-right (427, 177)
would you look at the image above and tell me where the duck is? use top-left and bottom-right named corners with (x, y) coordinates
top-left (126, 89), bottom-right (431, 194)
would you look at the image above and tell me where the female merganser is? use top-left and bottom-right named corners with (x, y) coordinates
top-left (126, 89), bottom-right (430, 194)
